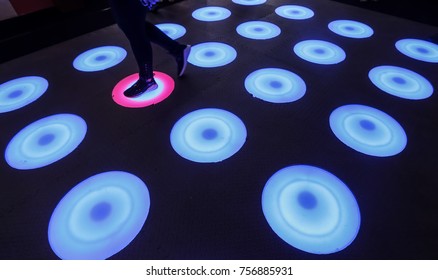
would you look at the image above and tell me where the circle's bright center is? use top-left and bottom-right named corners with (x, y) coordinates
top-left (38, 133), bottom-right (56, 146)
top-left (90, 202), bottom-right (112, 221)
top-left (297, 190), bottom-right (318, 209)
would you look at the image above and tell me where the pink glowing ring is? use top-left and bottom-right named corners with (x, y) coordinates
top-left (112, 72), bottom-right (175, 108)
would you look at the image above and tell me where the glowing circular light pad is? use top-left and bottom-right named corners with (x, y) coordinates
top-left (192, 6), bottom-right (231, 22)
top-left (330, 104), bottom-right (407, 157)
top-left (112, 72), bottom-right (175, 108)
top-left (5, 114), bottom-right (87, 170)
top-left (73, 46), bottom-right (127, 72)
top-left (232, 0), bottom-right (267, 6)
top-left (188, 42), bottom-right (237, 68)
top-left (236, 21), bottom-right (281, 40)
top-left (368, 65), bottom-right (433, 100)
top-left (328, 20), bottom-right (374, 39)
top-left (0, 76), bottom-right (48, 113)
top-left (244, 68), bottom-right (306, 103)
top-left (170, 108), bottom-right (247, 163)
top-left (395, 39), bottom-right (438, 63)
top-left (294, 40), bottom-right (346, 65)
top-left (156, 23), bottom-right (186, 40)
top-left (48, 171), bottom-right (150, 260)
top-left (275, 5), bottom-right (314, 20)
top-left (262, 165), bottom-right (361, 255)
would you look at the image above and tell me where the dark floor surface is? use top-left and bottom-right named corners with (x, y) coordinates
top-left (0, 0), bottom-right (437, 260)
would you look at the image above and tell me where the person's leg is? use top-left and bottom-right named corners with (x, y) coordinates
top-left (144, 21), bottom-right (191, 77)
top-left (109, 0), bottom-right (157, 96)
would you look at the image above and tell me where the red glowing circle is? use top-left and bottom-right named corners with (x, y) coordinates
top-left (112, 72), bottom-right (175, 108)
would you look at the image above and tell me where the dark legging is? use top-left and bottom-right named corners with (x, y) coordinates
top-left (109, 0), bottom-right (183, 79)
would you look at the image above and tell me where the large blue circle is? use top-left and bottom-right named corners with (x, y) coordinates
top-left (192, 6), bottom-right (231, 22)
top-left (244, 68), bottom-right (306, 103)
top-left (48, 171), bottom-right (150, 259)
top-left (0, 76), bottom-right (48, 113)
top-left (156, 23), bottom-right (186, 40)
top-left (262, 165), bottom-right (361, 255)
top-left (294, 40), bottom-right (346, 65)
top-left (188, 42), bottom-right (237, 68)
top-left (236, 21), bottom-right (281, 40)
top-left (5, 114), bottom-right (87, 169)
top-left (369, 65), bottom-right (433, 100)
top-left (329, 104), bottom-right (407, 157)
top-left (73, 46), bottom-right (127, 72)
top-left (170, 108), bottom-right (247, 163)
top-left (232, 0), bottom-right (267, 6)
top-left (395, 39), bottom-right (438, 63)
top-left (275, 5), bottom-right (314, 20)
top-left (328, 20), bottom-right (374, 39)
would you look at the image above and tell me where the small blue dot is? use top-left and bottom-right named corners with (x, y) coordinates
top-left (270, 80), bottom-right (283, 89)
top-left (38, 134), bottom-right (55, 146)
top-left (202, 128), bottom-right (218, 140)
top-left (95, 55), bottom-right (107, 61)
top-left (253, 27), bottom-right (264, 32)
top-left (392, 77), bottom-right (406, 85)
top-left (344, 26), bottom-right (356, 31)
top-left (289, 10), bottom-right (300, 15)
top-left (204, 51), bottom-right (216, 57)
top-left (297, 191), bottom-right (317, 209)
top-left (359, 119), bottom-right (376, 131)
top-left (163, 30), bottom-right (170, 34)
top-left (90, 202), bottom-right (112, 221)
top-left (416, 47), bottom-right (429, 54)
top-left (208, 11), bottom-right (217, 16)
top-left (314, 48), bottom-right (326, 54)
top-left (8, 90), bottom-right (24, 99)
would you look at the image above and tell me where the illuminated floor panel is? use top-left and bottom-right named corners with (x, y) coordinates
top-left (262, 165), bottom-right (361, 254)
top-left (112, 72), bottom-right (175, 108)
top-left (5, 114), bottom-right (87, 170)
top-left (0, 76), bottom-right (48, 113)
top-left (192, 6), bottom-right (231, 22)
top-left (395, 39), bottom-right (438, 63)
top-left (73, 46), bottom-right (127, 72)
top-left (170, 108), bottom-right (247, 163)
top-left (244, 68), bottom-right (306, 103)
top-left (329, 104), bottom-right (407, 157)
top-left (368, 65), bottom-right (434, 100)
top-left (293, 40), bottom-right (346, 65)
top-left (48, 171), bottom-right (150, 260)
top-left (188, 42), bottom-right (237, 68)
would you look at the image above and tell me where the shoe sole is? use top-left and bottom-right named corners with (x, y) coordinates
top-left (178, 45), bottom-right (191, 77)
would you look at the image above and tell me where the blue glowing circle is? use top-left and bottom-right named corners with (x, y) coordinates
top-left (262, 165), bottom-right (361, 254)
top-left (275, 5), bottom-right (314, 20)
top-left (5, 114), bottom-right (87, 170)
top-left (294, 40), bottom-right (346, 65)
top-left (192, 6), bottom-right (231, 22)
top-left (328, 20), bottom-right (374, 39)
top-left (368, 65), bottom-right (433, 100)
top-left (236, 21), bottom-right (281, 40)
top-left (232, 0), bottom-right (267, 6)
top-left (156, 23), bottom-right (187, 40)
top-left (188, 42), bottom-right (237, 68)
top-left (170, 108), bottom-right (247, 163)
top-left (244, 68), bottom-right (306, 103)
top-left (330, 104), bottom-right (407, 157)
top-left (0, 76), bottom-right (49, 113)
top-left (48, 171), bottom-right (150, 259)
top-left (395, 39), bottom-right (438, 63)
top-left (73, 46), bottom-right (127, 72)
